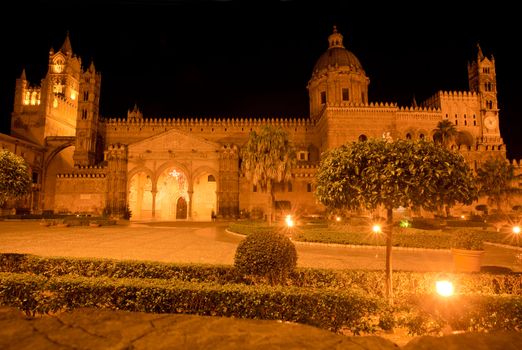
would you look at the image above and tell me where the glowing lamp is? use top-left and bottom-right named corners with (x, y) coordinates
top-left (436, 280), bottom-right (454, 297)
top-left (460, 215), bottom-right (465, 219)
top-left (335, 216), bottom-right (341, 222)
top-left (513, 226), bottom-right (521, 235)
top-left (285, 215), bottom-right (294, 228)
top-left (372, 224), bottom-right (382, 234)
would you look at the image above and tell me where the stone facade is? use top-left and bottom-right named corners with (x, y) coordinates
top-left (2, 29), bottom-right (520, 219)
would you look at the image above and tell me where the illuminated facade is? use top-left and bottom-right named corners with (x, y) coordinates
top-left (1, 29), bottom-right (519, 219)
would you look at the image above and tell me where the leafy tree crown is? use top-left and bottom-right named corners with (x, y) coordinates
top-left (315, 139), bottom-right (477, 212)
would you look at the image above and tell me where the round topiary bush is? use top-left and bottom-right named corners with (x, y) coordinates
top-left (234, 231), bottom-right (297, 285)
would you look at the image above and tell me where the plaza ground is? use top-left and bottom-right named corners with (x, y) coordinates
top-left (1, 220), bottom-right (522, 349)
top-left (0, 220), bottom-right (520, 272)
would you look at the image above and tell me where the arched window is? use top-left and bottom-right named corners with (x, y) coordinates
top-left (320, 91), bottom-right (326, 104)
top-left (208, 175), bottom-right (216, 182)
top-left (342, 88), bottom-right (349, 101)
top-left (358, 134), bottom-right (367, 142)
top-left (406, 133), bottom-right (412, 140)
top-left (419, 134), bottom-right (425, 139)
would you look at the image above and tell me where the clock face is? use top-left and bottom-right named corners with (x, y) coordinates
top-left (484, 116), bottom-right (497, 130)
top-left (53, 64), bottom-right (63, 73)
top-left (53, 57), bottom-right (64, 73)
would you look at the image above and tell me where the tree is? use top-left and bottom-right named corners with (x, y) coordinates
top-left (240, 125), bottom-right (296, 225)
top-left (0, 150), bottom-right (32, 207)
top-left (476, 158), bottom-right (519, 213)
top-left (315, 139), bottom-right (476, 301)
top-left (433, 119), bottom-right (458, 149)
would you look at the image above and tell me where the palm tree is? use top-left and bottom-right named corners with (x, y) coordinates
top-left (477, 158), bottom-right (519, 213)
top-left (240, 125), bottom-right (297, 225)
top-left (433, 120), bottom-right (458, 149)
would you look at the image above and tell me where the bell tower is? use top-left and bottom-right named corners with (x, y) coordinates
top-left (468, 44), bottom-right (500, 142)
top-left (73, 61), bottom-right (102, 166)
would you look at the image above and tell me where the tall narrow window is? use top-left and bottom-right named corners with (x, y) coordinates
top-left (83, 91), bottom-right (89, 101)
top-left (342, 88), bottom-right (349, 101)
top-left (288, 182), bottom-right (292, 192)
top-left (307, 183), bottom-right (312, 192)
top-left (320, 91), bottom-right (326, 104)
top-left (81, 109), bottom-right (88, 120)
top-left (253, 184), bottom-right (257, 192)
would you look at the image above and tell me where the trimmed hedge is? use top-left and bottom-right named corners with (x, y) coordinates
top-left (0, 272), bottom-right (380, 333)
top-left (234, 231), bottom-right (297, 285)
top-left (399, 294), bottom-right (522, 334)
top-left (1, 254), bottom-right (521, 297)
top-left (229, 222), bottom-right (522, 249)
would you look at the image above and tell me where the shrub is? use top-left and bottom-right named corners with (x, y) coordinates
top-left (451, 229), bottom-right (485, 250)
top-left (234, 231), bottom-right (297, 285)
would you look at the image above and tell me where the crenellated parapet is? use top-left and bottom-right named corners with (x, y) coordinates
top-left (56, 173), bottom-right (106, 178)
top-left (293, 164), bottom-right (318, 177)
top-left (423, 90), bottom-right (479, 109)
top-left (105, 116), bottom-right (314, 128)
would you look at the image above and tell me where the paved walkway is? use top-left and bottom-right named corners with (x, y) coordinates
top-left (0, 220), bottom-right (521, 272)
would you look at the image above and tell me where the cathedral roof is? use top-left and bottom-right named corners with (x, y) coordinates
top-left (312, 26), bottom-right (364, 74)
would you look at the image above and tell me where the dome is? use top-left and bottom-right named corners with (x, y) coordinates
top-left (312, 26), bottom-right (365, 74)
top-left (313, 47), bottom-right (364, 73)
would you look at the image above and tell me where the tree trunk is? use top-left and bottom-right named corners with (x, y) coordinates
top-left (385, 207), bottom-right (393, 303)
top-left (267, 182), bottom-right (273, 226)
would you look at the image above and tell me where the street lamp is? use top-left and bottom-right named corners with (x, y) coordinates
top-left (285, 215), bottom-right (294, 228)
top-left (372, 224), bottom-right (382, 234)
top-left (436, 280), bottom-right (454, 297)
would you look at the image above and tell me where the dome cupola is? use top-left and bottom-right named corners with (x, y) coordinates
top-left (308, 26), bottom-right (370, 120)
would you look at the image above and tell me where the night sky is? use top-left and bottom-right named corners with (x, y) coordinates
top-left (1, 1), bottom-right (520, 159)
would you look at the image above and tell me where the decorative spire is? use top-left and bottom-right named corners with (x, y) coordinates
top-left (60, 31), bottom-right (73, 55)
top-left (20, 68), bottom-right (26, 80)
top-left (476, 43), bottom-right (484, 60)
top-left (412, 94), bottom-right (418, 108)
top-left (89, 60), bottom-right (96, 72)
top-left (328, 25), bottom-right (345, 49)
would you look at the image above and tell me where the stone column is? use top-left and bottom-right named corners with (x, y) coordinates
top-left (151, 190), bottom-right (157, 218)
top-left (188, 190), bottom-right (193, 220)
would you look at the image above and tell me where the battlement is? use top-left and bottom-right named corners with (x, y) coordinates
top-left (105, 116), bottom-right (314, 128)
top-left (438, 90), bottom-right (478, 99)
top-left (56, 173), bottom-right (106, 178)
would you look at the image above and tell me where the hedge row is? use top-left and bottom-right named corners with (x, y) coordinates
top-left (229, 222), bottom-right (522, 248)
top-left (1, 272), bottom-right (521, 335)
top-left (0, 272), bottom-right (380, 333)
top-left (399, 294), bottom-right (522, 334)
top-left (1, 254), bottom-right (521, 297)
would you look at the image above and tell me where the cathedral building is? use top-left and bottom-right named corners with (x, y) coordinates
top-left (1, 28), bottom-right (517, 220)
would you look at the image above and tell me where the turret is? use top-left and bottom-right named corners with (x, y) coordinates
top-left (73, 60), bottom-right (102, 166)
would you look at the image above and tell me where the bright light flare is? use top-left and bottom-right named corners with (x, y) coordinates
top-left (513, 226), bottom-right (521, 234)
top-left (460, 215), bottom-right (465, 219)
top-left (285, 215), bottom-right (294, 228)
top-left (372, 224), bottom-right (382, 234)
top-left (335, 216), bottom-right (341, 222)
top-left (436, 280), bottom-right (454, 297)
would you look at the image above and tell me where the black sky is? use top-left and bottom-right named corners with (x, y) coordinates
top-left (1, 1), bottom-right (520, 159)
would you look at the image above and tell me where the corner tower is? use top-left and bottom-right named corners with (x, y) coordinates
top-left (307, 26), bottom-right (369, 120)
top-left (11, 33), bottom-right (84, 145)
top-left (468, 44), bottom-right (500, 143)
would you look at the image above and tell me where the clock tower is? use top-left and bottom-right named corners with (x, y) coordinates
top-left (468, 44), bottom-right (501, 144)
